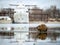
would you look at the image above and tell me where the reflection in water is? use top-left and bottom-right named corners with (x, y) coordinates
top-left (37, 33), bottom-right (47, 40)
top-left (0, 32), bottom-right (14, 36)
top-left (0, 27), bottom-right (60, 45)
top-left (0, 36), bottom-right (14, 39)
top-left (48, 32), bottom-right (60, 42)
top-left (29, 26), bottom-right (60, 43)
top-left (0, 32), bottom-right (14, 39)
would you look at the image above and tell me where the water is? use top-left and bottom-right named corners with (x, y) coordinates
top-left (0, 24), bottom-right (60, 45)
top-left (0, 30), bottom-right (60, 45)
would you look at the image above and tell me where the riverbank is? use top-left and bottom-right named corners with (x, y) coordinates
top-left (29, 21), bottom-right (60, 24)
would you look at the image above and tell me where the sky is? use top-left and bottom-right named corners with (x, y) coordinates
top-left (0, 0), bottom-right (60, 9)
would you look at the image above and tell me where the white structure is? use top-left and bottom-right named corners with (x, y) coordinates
top-left (0, 16), bottom-right (12, 24)
top-left (14, 11), bottom-right (29, 23)
top-left (13, 4), bottom-right (29, 23)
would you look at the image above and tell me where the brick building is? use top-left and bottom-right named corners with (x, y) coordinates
top-left (28, 6), bottom-right (60, 22)
top-left (28, 6), bottom-right (48, 22)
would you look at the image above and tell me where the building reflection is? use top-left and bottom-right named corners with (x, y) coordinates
top-left (29, 27), bottom-right (60, 42)
top-left (0, 27), bottom-right (60, 42)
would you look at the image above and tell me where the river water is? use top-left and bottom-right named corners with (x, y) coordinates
top-left (0, 24), bottom-right (60, 45)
